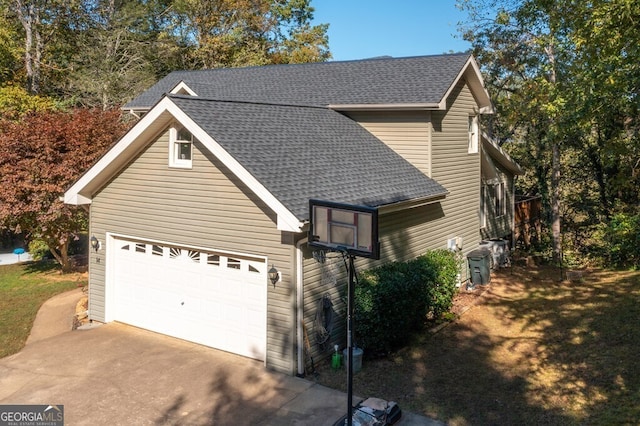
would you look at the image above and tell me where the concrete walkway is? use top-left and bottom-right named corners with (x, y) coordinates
top-left (26, 289), bottom-right (85, 345)
top-left (1, 290), bottom-right (444, 425)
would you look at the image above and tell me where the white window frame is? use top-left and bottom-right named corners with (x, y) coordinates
top-left (480, 185), bottom-right (487, 228)
top-left (495, 182), bottom-right (506, 217)
top-left (468, 115), bottom-right (479, 154)
top-left (169, 125), bottom-right (193, 169)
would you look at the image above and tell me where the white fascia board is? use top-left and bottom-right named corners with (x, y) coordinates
top-left (64, 97), bottom-right (176, 205)
top-left (441, 56), bottom-right (494, 114)
top-left (170, 81), bottom-right (198, 96)
top-left (167, 102), bottom-right (304, 233)
top-left (65, 95), bottom-right (303, 232)
top-left (377, 193), bottom-right (449, 215)
top-left (328, 103), bottom-right (442, 111)
top-left (481, 132), bottom-right (524, 175)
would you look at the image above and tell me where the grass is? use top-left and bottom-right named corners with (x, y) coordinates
top-left (0, 261), bottom-right (87, 358)
top-left (312, 265), bottom-right (640, 425)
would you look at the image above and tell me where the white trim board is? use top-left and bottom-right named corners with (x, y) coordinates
top-left (64, 96), bottom-right (304, 232)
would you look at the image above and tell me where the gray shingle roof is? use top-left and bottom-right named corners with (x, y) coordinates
top-left (126, 54), bottom-right (471, 110)
top-left (169, 95), bottom-right (447, 220)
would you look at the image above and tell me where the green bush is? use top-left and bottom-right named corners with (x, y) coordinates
top-left (28, 239), bottom-right (50, 261)
top-left (595, 213), bottom-right (640, 269)
top-left (354, 249), bottom-right (458, 355)
top-left (416, 249), bottom-right (459, 318)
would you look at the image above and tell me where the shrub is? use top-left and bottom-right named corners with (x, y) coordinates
top-left (354, 249), bottom-right (458, 355)
top-left (28, 239), bottom-right (50, 261)
top-left (595, 213), bottom-right (640, 269)
top-left (415, 249), bottom-right (459, 318)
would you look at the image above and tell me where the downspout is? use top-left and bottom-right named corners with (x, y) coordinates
top-left (296, 237), bottom-right (307, 377)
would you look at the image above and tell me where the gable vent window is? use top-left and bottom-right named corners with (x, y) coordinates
top-left (468, 115), bottom-right (479, 154)
top-left (169, 125), bottom-right (193, 168)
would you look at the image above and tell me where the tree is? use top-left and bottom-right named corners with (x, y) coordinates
top-left (457, 0), bottom-right (640, 262)
top-left (65, 0), bottom-right (186, 108)
top-left (1, 0), bottom-right (330, 105)
top-left (0, 13), bottom-right (22, 85)
top-left (0, 85), bottom-right (58, 119)
top-left (5, 0), bottom-right (79, 94)
top-left (458, 0), bottom-right (570, 262)
top-left (0, 108), bottom-right (129, 271)
top-left (563, 0), bottom-right (640, 217)
top-left (171, 0), bottom-right (330, 68)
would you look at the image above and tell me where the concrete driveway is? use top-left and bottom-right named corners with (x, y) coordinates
top-left (0, 290), bottom-right (442, 425)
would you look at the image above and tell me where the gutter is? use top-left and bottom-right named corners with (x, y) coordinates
top-left (328, 102), bottom-right (442, 111)
top-left (377, 193), bottom-right (448, 215)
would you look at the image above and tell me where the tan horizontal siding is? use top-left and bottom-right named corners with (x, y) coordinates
top-left (481, 159), bottom-right (515, 241)
top-left (89, 127), bottom-right (297, 374)
top-left (346, 111), bottom-right (431, 176)
top-left (301, 80), bottom-right (485, 353)
top-left (430, 80), bottom-right (482, 280)
top-left (302, 248), bottom-right (348, 363)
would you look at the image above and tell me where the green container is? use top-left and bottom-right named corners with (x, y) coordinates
top-left (331, 351), bottom-right (342, 370)
top-left (467, 248), bottom-right (491, 286)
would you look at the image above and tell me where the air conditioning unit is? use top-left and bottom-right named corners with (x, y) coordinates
top-left (479, 239), bottom-right (509, 269)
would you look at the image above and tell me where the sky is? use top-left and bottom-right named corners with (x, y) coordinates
top-left (311, 0), bottom-right (471, 62)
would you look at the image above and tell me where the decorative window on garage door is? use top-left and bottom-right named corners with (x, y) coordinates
top-left (116, 239), bottom-right (265, 274)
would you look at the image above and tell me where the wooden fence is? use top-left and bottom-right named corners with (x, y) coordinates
top-left (514, 195), bottom-right (543, 249)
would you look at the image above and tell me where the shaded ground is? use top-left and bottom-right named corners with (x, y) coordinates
top-left (312, 265), bottom-right (640, 425)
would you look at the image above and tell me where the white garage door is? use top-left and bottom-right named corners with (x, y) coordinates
top-left (112, 237), bottom-right (267, 360)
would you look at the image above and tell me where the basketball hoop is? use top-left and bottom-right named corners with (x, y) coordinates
top-left (308, 199), bottom-right (381, 426)
top-left (308, 199), bottom-right (379, 260)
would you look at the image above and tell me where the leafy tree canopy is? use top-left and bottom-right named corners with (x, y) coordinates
top-left (1, 0), bottom-right (330, 107)
top-left (0, 85), bottom-right (59, 119)
top-left (0, 108), bottom-right (130, 271)
top-left (458, 0), bottom-right (640, 261)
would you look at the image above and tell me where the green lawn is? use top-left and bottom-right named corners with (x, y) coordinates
top-left (0, 262), bottom-right (86, 358)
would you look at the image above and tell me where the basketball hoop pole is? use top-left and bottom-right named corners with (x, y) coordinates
top-left (346, 253), bottom-right (355, 426)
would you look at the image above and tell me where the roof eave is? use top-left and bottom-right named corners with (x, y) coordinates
top-left (66, 97), bottom-right (178, 205)
top-left (440, 56), bottom-right (494, 114)
top-left (67, 95), bottom-right (305, 233)
top-left (328, 103), bottom-right (443, 111)
top-left (377, 192), bottom-right (449, 215)
top-left (481, 132), bottom-right (524, 175)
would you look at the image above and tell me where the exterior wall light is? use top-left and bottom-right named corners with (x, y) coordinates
top-left (268, 265), bottom-right (280, 287)
top-left (90, 236), bottom-right (100, 252)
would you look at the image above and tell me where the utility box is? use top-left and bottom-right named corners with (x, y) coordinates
top-left (467, 248), bottom-right (491, 287)
top-left (479, 239), bottom-right (510, 269)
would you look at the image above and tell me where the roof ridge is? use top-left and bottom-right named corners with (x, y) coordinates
top-left (165, 52), bottom-right (472, 76)
top-left (167, 93), bottom-right (329, 110)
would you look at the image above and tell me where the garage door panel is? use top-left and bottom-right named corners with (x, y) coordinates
top-left (112, 238), bottom-right (266, 360)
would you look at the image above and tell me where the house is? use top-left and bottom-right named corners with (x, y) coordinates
top-left (479, 132), bottom-right (523, 266)
top-left (64, 53), bottom-right (522, 375)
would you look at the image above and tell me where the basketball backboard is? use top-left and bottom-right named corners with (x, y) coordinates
top-left (308, 199), bottom-right (380, 259)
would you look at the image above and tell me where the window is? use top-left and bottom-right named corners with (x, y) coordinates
top-left (495, 182), bottom-right (506, 217)
top-left (468, 115), bottom-right (479, 154)
top-left (169, 125), bottom-right (193, 168)
top-left (480, 185), bottom-right (487, 228)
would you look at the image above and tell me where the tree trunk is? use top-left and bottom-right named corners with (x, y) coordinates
top-left (545, 42), bottom-right (562, 265)
top-left (587, 142), bottom-right (610, 219)
top-left (551, 141), bottom-right (562, 264)
top-left (14, 0), bottom-right (41, 93)
top-left (48, 236), bottom-right (73, 273)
